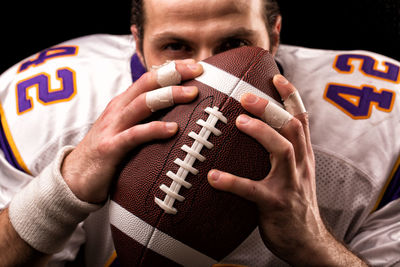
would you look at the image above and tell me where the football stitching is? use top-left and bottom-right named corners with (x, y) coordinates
top-left (155, 106), bottom-right (228, 214)
top-left (153, 49), bottom-right (266, 215)
top-left (144, 95), bottom-right (214, 214)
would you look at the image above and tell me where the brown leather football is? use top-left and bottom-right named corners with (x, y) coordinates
top-left (110, 46), bottom-right (282, 266)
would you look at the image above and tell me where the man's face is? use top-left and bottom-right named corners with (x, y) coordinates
top-left (133, 0), bottom-right (273, 69)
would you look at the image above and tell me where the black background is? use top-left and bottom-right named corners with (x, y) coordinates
top-left (279, 0), bottom-right (400, 60)
top-left (1, 0), bottom-right (399, 73)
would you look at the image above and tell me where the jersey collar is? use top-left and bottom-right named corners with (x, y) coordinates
top-left (130, 53), bottom-right (146, 83)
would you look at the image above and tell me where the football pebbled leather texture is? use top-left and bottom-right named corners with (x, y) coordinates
top-left (110, 46), bottom-right (282, 266)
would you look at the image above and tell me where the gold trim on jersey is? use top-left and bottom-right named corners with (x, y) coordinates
top-left (0, 102), bottom-right (31, 174)
top-left (104, 250), bottom-right (117, 267)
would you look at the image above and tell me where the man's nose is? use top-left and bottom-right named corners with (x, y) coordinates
top-left (194, 49), bottom-right (213, 62)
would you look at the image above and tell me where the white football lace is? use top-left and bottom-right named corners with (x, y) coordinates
top-left (155, 106), bottom-right (228, 214)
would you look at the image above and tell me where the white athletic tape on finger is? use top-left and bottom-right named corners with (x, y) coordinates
top-left (156, 61), bottom-right (182, 87)
top-left (146, 86), bottom-right (174, 112)
top-left (284, 91), bottom-right (306, 115)
top-left (263, 101), bottom-right (293, 129)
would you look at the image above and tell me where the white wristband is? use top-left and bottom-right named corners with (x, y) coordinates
top-left (9, 146), bottom-right (101, 254)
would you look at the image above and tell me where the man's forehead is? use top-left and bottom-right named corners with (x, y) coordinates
top-left (143, 0), bottom-right (261, 21)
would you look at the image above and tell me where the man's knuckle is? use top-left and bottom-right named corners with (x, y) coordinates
top-left (141, 71), bottom-right (154, 83)
top-left (134, 71), bottom-right (155, 90)
top-left (104, 96), bottom-right (120, 112)
top-left (95, 138), bottom-right (113, 155)
top-left (281, 142), bottom-right (295, 161)
top-left (247, 183), bottom-right (258, 200)
top-left (290, 118), bottom-right (303, 133)
top-left (148, 121), bottom-right (162, 129)
top-left (250, 118), bottom-right (265, 132)
top-left (236, 179), bottom-right (256, 200)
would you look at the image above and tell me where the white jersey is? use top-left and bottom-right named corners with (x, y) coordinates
top-left (224, 45), bottom-right (400, 266)
top-left (0, 34), bottom-right (137, 266)
top-left (0, 34), bottom-right (399, 266)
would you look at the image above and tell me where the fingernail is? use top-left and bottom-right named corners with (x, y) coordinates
top-left (166, 122), bottom-right (178, 133)
top-left (276, 74), bottom-right (289, 85)
top-left (237, 114), bottom-right (251, 125)
top-left (182, 86), bottom-right (197, 95)
top-left (209, 170), bottom-right (220, 182)
top-left (243, 93), bottom-right (259, 104)
top-left (187, 63), bottom-right (201, 71)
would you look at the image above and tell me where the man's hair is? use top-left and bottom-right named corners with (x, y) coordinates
top-left (131, 0), bottom-right (281, 51)
top-left (261, 0), bottom-right (280, 50)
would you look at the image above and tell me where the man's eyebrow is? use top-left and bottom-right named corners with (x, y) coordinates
top-left (151, 28), bottom-right (257, 42)
top-left (150, 32), bottom-right (194, 45)
top-left (219, 28), bottom-right (258, 39)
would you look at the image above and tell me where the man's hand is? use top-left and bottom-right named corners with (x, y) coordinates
top-left (1, 60), bottom-right (203, 267)
top-left (62, 60), bottom-right (203, 204)
top-left (208, 75), bottom-right (367, 266)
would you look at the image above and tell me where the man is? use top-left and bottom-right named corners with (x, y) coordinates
top-left (0, 0), bottom-right (399, 266)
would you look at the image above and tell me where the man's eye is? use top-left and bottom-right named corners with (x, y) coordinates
top-left (216, 39), bottom-right (249, 53)
top-left (164, 43), bottom-right (189, 52)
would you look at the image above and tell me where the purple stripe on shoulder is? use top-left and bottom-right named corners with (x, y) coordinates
top-left (0, 118), bottom-right (24, 172)
top-left (377, 167), bottom-right (400, 210)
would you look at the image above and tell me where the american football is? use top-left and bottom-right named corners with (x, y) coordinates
top-left (110, 46), bottom-right (282, 266)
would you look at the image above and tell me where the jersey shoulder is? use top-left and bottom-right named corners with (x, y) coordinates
top-left (3, 34), bottom-right (135, 76)
top-left (0, 34), bottom-right (136, 175)
top-left (276, 44), bottom-right (400, 211)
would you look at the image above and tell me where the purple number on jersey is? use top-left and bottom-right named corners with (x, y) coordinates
top-left (16, 68), bottom-right (76, 114)
top-left (325, 53), bottom-right (398, 119)
top-left (335, 54), bottom-right (399, 83)
top-left (18, 46), bottom-right (78, 73)
top-left (324, 83), bottom-right (394, 119)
